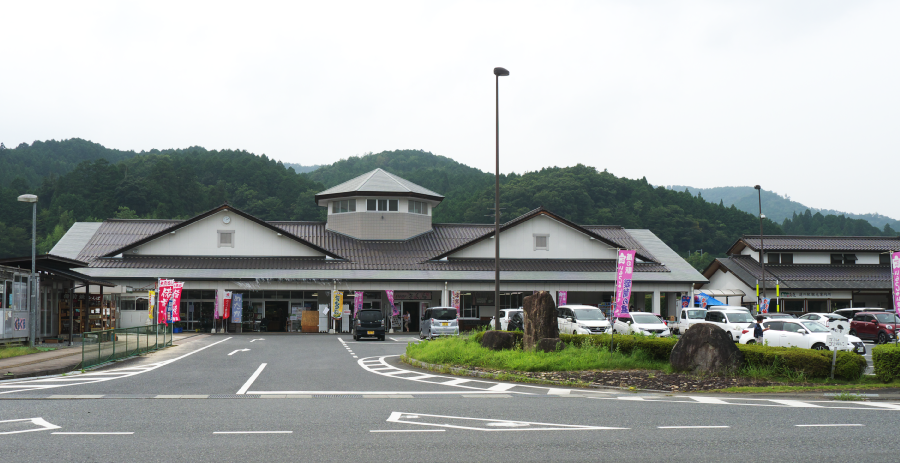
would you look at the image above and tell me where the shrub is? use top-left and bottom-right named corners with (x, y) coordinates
top-left (737, 344), bottom-right (866, 381)
top-left (872, 344), bottom-right (900, 383)
top-left (558, 334), bottom-right (677, 362)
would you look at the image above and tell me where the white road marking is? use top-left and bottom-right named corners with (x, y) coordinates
top-left (53, 432), bottom-right (134, 435)
top-left (592, 396), bottom-right (900, 411)
top-left (249, 338), bottom-right (265, 342)
top-left (795, 424), bottom-right (864, 427)
top-left (370, 429), bottom-right (446, 433)
top-left (769, 400), bottom-right (822, 408)
top-left (228, 349), bottom-right (250, 356)
top-left (248, 390), bottom-right (515, 395)
top-left (486, 383), bottom-right (517, 392)
top-left (441, 378), bottom-right (473, 386)
top-left (0, 418), bottom-right (60, 435)
top-left (685, 397), bottom-right (729, 405)
top-left (386, 411), bottom-right (628, 432)
top-left (0, 337), bottom-right (233, 395)
top-left (658, 426), bottom-right (730, 429)
top-left (213, 431), bottom-right (293, 434)
top-left (236, 363), bottom-right (267, 395)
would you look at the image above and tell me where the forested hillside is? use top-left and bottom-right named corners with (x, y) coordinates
top-left (669, 185), bottom-right (900, 233)
top-left (0, 139), bottom-right (856, 270)
top-left (0, 139), bottom-right (140, 187)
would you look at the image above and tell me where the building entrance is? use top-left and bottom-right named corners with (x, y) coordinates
top-left (265, 300), bottom-right (289, 332)
top-left (401, 301), bottom-right (420, 333)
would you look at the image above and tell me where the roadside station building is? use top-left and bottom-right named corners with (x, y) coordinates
top-left (48, 168), bottom-right (706, 333)
top-left (699, 235), bottom-right (900, 313)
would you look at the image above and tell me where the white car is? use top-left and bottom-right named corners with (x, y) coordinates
top-left (672, 308), bottom-right (707, 334)
top-left (612, 312), bottom-right (670, 337)
top-left (495, 308), bottom-right (523, 331)
top-left (702, 308), bottom-right (756, 342)
top-left (798, 313), bottom-right (850, 332)
top-left (557, 305), bottom-right (612, 335)
top-left (739, 319), bottom-right (866, 354)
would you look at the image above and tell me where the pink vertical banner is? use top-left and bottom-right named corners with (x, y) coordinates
top-left (613, 250), bottom-right (636, 318)
top-left (451, 291), bottom-right (461, 316)
top-left (386, 290), bottom-right (398, 317)
top-left (354, 291), bottom-right (363, 316)
top-left (891, 252), bottom-right (900, 317)
top-left (558, 291), bottom-right (568, 306)
top-left (214, 294), bottom-right (219, 320)
top-left (171, 282), bottom-right (184, 322)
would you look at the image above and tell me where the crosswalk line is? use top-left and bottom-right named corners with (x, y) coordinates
top-left (486, 383), bottom-right (517, 392)
top-left (769, 400), bottom-right (822, 408)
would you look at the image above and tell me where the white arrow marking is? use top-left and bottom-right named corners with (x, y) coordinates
top-left (385, 412), bottom-right (628, 432)
top-left (228, 349), bottom-right (251, 356)
top-left (0, 418), bottom-right (61, 435)
top-left (249, 338), bottom-right (265, 343)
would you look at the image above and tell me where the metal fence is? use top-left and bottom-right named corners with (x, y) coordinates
top-left (82, 324), bottom-right (173, 369)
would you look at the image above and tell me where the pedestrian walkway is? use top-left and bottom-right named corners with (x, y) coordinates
top-left (0, 333), bottom-right (202, 380)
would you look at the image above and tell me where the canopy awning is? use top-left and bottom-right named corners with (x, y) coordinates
top-left (694, 289), bottom-right (746, 297)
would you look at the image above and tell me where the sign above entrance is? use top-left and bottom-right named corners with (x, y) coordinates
top-left (393, 292), bottom-right (432, 301)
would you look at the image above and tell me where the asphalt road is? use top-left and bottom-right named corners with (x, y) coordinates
top-left (2, 334), bottom-right (899, 462)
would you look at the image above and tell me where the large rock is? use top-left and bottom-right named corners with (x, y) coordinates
top-left (523, 291), bottom-right (559, 350)
top-left (536, 337), bottom-right (565, 353)
top-left (481, 330), bottom-right (516, 351)
top-left (670, 324), bottom-right (744, 374)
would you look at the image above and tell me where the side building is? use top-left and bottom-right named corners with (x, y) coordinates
top-left (699, 235), bottom-right (899, 313)
top-left (44, 168), bottom-right (705, 336)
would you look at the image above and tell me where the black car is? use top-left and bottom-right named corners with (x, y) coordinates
top-left (353, 309), bottom-right (386, 341)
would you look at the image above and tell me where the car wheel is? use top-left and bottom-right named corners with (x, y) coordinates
top-left (849, 329), bottom-right (856, 336)
top-left (812, 343), bottom-right (828, 351)
top-left (878, 332), bottom-right (888, 344)
top-left (573, 330), bottom-right (578, 335)
top-left (746, 339), bottom-right (756, 345)
top-left (379, 336), bottom-right (385, 341)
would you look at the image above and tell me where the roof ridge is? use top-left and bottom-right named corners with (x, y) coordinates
top-left (380, 169), bottom-right (412, 192)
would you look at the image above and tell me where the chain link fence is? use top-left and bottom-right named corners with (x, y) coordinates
top-left (82, 324), bottom-right (173, 369)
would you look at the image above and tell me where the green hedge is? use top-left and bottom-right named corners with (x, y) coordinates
top-left (872, 344), bottom-right (900, 383)
top-left (475, 330), bottom-right (867, 380)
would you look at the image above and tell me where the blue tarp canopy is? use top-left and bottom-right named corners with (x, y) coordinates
top-left (699, 292), bottom-right (726, 306)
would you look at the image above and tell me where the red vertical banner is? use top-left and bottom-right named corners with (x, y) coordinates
top-left (223, 291), bottom-right (232, 320)
top-left (157, 279), bottom-right (174, 325)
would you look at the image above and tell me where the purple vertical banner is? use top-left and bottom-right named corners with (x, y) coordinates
top-left (558, 291), bottom-right (568, 306)
top-left (613, 250), bottom-right (636, 317)
top-left (354, 291), bottom-right (363, 317)
top-left (891, 252), bottom-right (900, 317)
top-left (386, 290), bottom-right (398, 317)
top-left (451, 291), bottom-right (461, 316)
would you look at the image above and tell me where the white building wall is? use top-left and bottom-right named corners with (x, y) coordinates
top-left (134, 210), bottom-right (324, 257)
top-left (451, 215), bottom-right (619, 260)
top-left (703, 268), bottom-right (755, 305)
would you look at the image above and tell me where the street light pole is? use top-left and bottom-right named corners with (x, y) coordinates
top-left (493, 66), bottom-right (509, 331)
top-left (18, 194), bottom-right (38, 347)
top-left (754, 185), bottom-right (766, 314)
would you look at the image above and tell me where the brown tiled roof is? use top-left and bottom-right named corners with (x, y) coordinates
top-left (738, 235), bottom-right (900, 252)
top-left (711, 255), bottom-right (891, 290)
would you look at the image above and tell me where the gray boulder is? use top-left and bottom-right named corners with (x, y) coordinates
top-left (481, 330), bottom-right (516, 351)
top-left (523, 291), bottom-right (559, 350)
top-left (536, 337), bottom-right (565, 353)
top-left (670, 323), bottom-right (744, 374)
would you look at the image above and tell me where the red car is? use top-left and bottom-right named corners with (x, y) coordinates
top-left (849, 312), bottom-right (900, 344)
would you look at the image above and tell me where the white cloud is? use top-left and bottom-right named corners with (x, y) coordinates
top-left (1, 0), bottom-right (897, 218)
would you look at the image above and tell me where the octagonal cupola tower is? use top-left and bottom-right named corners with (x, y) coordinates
top-left (314, 168), bottom-right (444, 240)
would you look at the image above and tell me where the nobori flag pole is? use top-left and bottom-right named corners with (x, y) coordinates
top-left (776, 281), bottom-right (780, 313)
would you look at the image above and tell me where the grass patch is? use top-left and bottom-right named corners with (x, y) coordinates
top-left (0, 346), bottom-right (56, 359)
top-left (831, 392), bottom-right (865, 401)
top-left (405, 334), bottom-right (671, 373)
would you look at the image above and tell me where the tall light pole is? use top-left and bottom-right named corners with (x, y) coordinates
top-left (493, 66), bottom-right (509, 330)
top-left (18, 194), bottom-right (38, 347)
top-left (754, 185), bottom-right (766, 314)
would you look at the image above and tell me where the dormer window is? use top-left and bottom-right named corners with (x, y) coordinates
top-left (408, 200), bottom-right (428, 215)
top-left (367, 199), bottom-right (398, 211)
top-left (831, 253), bottom-right (856, 264)
top-left (218, 230), bottom-right (235, 248)
top-left (534, 234), bottom-right (549, 251)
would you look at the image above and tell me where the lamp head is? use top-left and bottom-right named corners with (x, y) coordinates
top-left (17, 194), bottom-right (38, 203)
top-left (493, 67), bottom-right (510, 77)
top-left (754, 185), bottom-right (761, 190)
top-left (760, 214), bottom-right (766, 219)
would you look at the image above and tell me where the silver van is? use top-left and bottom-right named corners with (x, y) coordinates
top-left (419, 307), bottom-right (459, 340)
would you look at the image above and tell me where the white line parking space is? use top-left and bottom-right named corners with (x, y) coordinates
top-left (357, 355), bottom-right (613, 397)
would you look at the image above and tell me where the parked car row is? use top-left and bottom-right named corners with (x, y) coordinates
top-left (738, 318), bottom-right (866, 354)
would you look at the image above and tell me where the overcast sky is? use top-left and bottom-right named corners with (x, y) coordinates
top-left (3, 1), bottom-right (898, 219)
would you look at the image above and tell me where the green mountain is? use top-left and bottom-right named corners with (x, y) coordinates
top-left (0, 139), bottom-right (141, 187)
top-left (283, 163), bottom-right (322, 174)
top-left (668, 185), bottom-right (900, 234)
